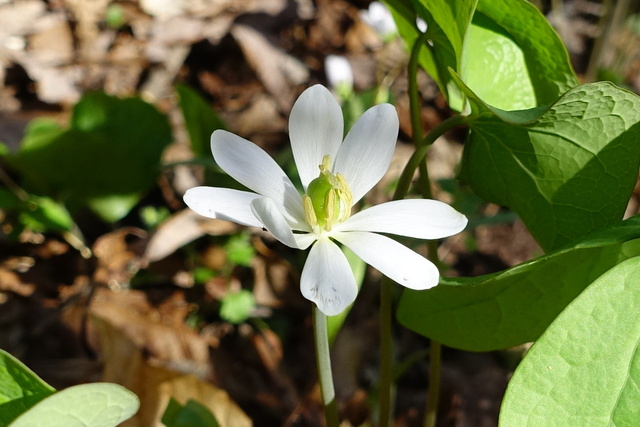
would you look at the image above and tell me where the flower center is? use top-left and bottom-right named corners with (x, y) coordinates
top-left (303, 155), bottom-right (353, 232)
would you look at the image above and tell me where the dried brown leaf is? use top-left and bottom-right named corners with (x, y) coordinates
top-left (231, 24), bottom-right (309, 112)
top-left (91, 311), bottom-right (251, 427)
top-left (144, 209), bottom-right (238, 263)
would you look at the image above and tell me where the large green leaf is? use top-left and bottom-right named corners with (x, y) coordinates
top-left (397, 216), bottom-right (640, 351)
top-left (388, 0), bottom-right (576, 111)
top-left (460, 0), bottom-right (577, 111)
top-left (458, 79), bottom-right (640, 251)
top-left (8, 92), bottom-right (172, 222)
top-left (9, 383), bottom-right (139, 427)
top-left (0, 350), bottom-right (54, 426)
top-left (500, 256), bottom-right (640, 426)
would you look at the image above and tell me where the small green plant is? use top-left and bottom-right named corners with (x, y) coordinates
top-left (0, 349), bottom-right (138, 426)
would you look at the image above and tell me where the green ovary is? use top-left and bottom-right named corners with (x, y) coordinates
top-left (303, 155), bottom-right (352, 231)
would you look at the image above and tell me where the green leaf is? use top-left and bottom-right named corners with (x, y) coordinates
top-left (458, 80), bottom-right (640, 251)
top-left (224, 234), bottom-right (255, 267)
top-left (176, 85), bottom-right (225, 158)
top-left (0, 349), bottom-right (54, 425)
top-left (386, 0), bottom-right (476, 106)
top-left (415, 0), bottom-right (477, 59)
top-left (9, 383), bottom-right (139, 427)
top-left (8, 92), bottom-right (172, 223)
top-left (388, 0), bottom-right (576, 111)
top-left (219, 290), bottom-right (255, 324)
top-left (162, 397), bottom-right (220, 427)
top-left (500, 256), bottom-right (640, 426)
top-left (397, 215), bottom-right (640, 351)
top-left (459, 0), bottom-right (577, 111)
top-left (19, 196), bottom-right (74, 232)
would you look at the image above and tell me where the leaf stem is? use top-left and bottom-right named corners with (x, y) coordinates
top-left (393, 115), bottom-right (468, 202)
top-left (423, 340), bottom-right (442, 427)
top-left (313, 305), bottom-right (340, 427)
top-left (390, 30), bottom-right (468, 427)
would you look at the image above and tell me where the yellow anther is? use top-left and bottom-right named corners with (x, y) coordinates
top-left (304, 155), bottom-right (353, 232)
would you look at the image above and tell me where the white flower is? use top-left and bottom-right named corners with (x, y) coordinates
top-left (184, 85), bottom-right (467, 316)
top-left (325, 55), bottom-right (354, 93)
top-left (417, 17), bottom-right (428, 33)
top-left (360, 1), bottom-right (397, 38)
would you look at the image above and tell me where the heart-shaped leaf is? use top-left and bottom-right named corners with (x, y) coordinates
top-left (0, 350), bottom-right (55, 426)
top-left (397, 216), bottom-right (640, 351)
top-left (9, 383), bottom-right (139, 427)
top-left (460, 0), bottom-right (577, 110)
top-left (500, 256), bottom-right (640, 426)
top-left (458, 79), bottom-right (640, 251)
top-left (387, 0), bottom-right (576, 111)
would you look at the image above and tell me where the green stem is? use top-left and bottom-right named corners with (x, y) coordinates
top-left (423, 341), bottom-right (442, 427)
top-left (378, 277), bottom-right (394, 427)
top-left (390, 31), bottom-right (468, 427)
top-left (393, 115), bottom-right (469, 201)
top-left (409, 32), bottom-right (433, 197)
top-left (313, 306), bottom-right (339, 427)
top-left (408, 32), bottom-right (430, 146)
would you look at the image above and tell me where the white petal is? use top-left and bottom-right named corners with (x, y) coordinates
top-left (334, 103), bottom-right (398, 203)
top-left (333, 231), bottom-right (439, 290)
top-left (338, 199), bottom-right (468, 239)
top-left (289, 85), bottom-right (344, 189)
top-left (300, 237), bottom-right (358, 316)
top-left (211, 130), bottom-right (305, 224)
top-left (251, 198), bottom-right (315, 250)
top-left (183, 187), bottom-right (263, 228)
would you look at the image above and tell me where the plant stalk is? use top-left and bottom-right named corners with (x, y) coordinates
top-left (313, 306), bottom-right (340, 427)
top-left (392, 30), bottom-right (468, 427)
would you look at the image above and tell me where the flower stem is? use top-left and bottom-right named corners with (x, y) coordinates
top-left (313, 305), bottom-right (340, 427)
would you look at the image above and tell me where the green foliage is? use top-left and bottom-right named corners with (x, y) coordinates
top-left (139, 205), bottom-right (171, 229)
top-left (499, 257), bottom-right (640, 426)
top-left (0, 349), bottom-right (138, 427)
top-left (389, 0), bottom-right (640, 422)
top-left (224, 234), bottom-right (255, 267)
top-left (458, 79), bottom-right (640, 251)
top-left (6, 92), bottom-right (172, 223)
top-left (9, 384), bottom-right (139, 427)
top-left (0, 350), bottom-right (54, 425)
top-left (193, 267), bottom-right (216, 284)
top-left (176, 84), bottom-right (225, 158)
top-left (398, 216), bottom-right (640, 351)
top-left (0, 189), bottom-right (74, 237)
top-left (219, 290), bottom-right (256, 324)
top-left (463, 0), bottom-right (577, 110)
top-left (161, 398), bottom-right (220, 427)
top-left (387, 0), bottom-right (576, 111)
